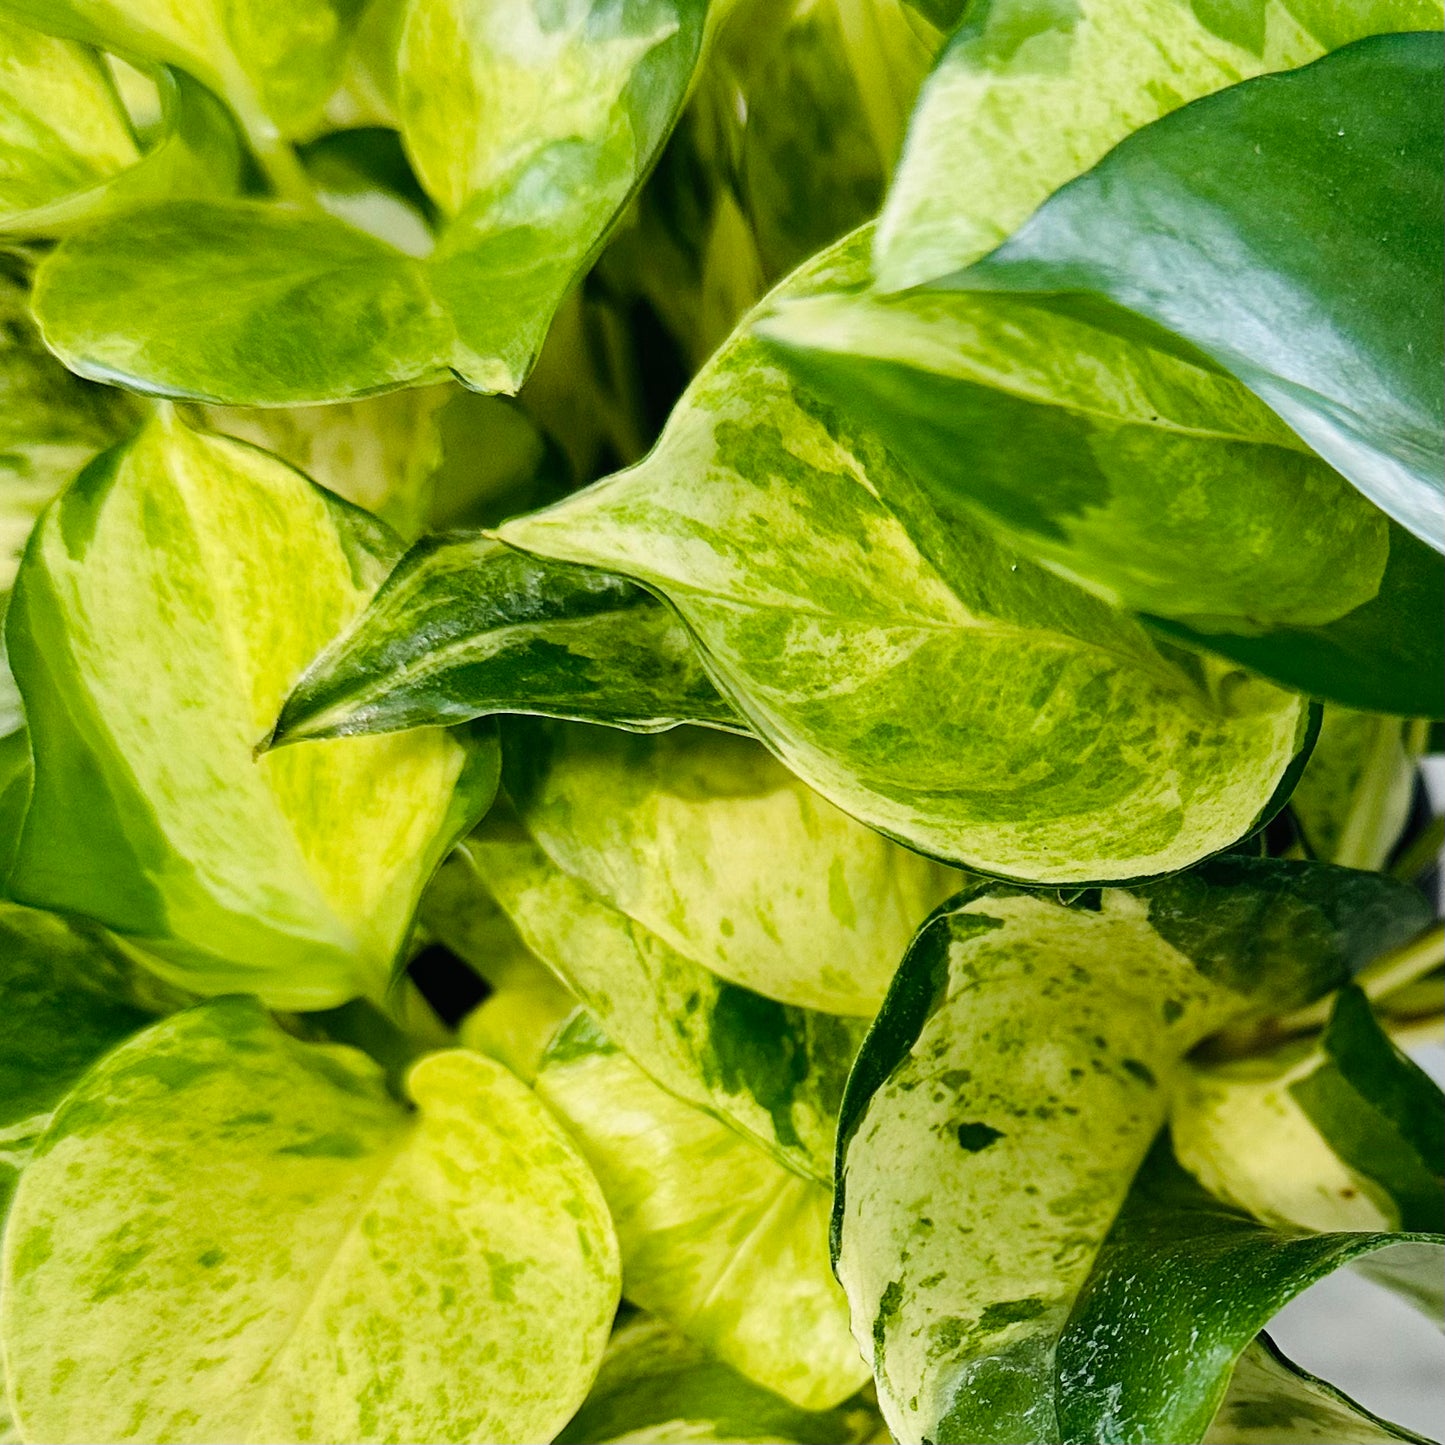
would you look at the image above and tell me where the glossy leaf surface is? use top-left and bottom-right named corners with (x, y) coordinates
top-left (1204, 1336), bottom-right (1433, 1445)
top-left (556, 1314), bottom-right (882, 1445)
top-left (761, 275), bottom-right (1443, 718)
top-left (508, 720), bottom-right (962, 1014)
top-left (537, 1014), bottom-right (867, 1409)
top-left (2, 998), bottom-right (620, 1444)
top-left (31, 0), bottom-right (711, 403)
top-left (961, 35), bottom-right (1445, 550)
top-left (7, 411), bottom-right (497, 1008)
top-left (834, 860), bottom-right (1431, 1443)
top-left (498, 231), bottom-right (1315, 883)
top-left (274, 536), bottom-right (743, 746)
top-left (470, 799), bottom-right (867, 1181)
top-left (875, 0), bottom-right (1441, 290)
top-left (1056, 1139), bottom-right (1442, 1445)
top-left (1174, 985), bottom-right (1445, 1236)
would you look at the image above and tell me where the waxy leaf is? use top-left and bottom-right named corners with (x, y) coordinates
top-left (508, 720), bottom-right (962, 1015)
top-left (875, 0), bottom-right (1441, 290)
top-left (1291, 711), bottom-right (1429, 869)
top-left (6, 410), bottom-right (498, 1008)
top-left (834, 859), bottom-right (1431, 1443)
top-left (32, 0), bottom-right (711, 403)
top-left (274, 536), bottom-right (744, 747)
top-left (497, 231), bottom-right (1315, 883)
top-left (2, 997), bottom-right (620, 1444)
top-left (470, 800), bottom-right (867, 1181)
top-left (537, 1013), bottom-right (867, 1409)
top-left (1204, 1336), bottom-right (1434, 1445)
top-left (557, 1314), bottom-right (882, 1445)
top-left (1056, 1138), bottom-right (1442, 1445)
top-left (961, 35), bottom-right (1445, 551)
top-left (1174, 985), bottom-right (1445, 1237)
top-left (761, 273), bottom-right (1443, 718)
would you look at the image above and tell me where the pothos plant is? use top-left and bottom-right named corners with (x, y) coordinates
top-left (0, 0), bottom-right (1441, 1442)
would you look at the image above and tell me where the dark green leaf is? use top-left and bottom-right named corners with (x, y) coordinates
top-left (273, 536), bottom-right (744, 746)
top-left (960, 34), bottom-right (1445, 550)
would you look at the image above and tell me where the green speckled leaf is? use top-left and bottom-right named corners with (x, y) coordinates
top-left (1204, 1335), bottom-right (1434, 1444)
top-left (497, 230), bottom-right (1315, 883)
top-left (556, 1314), bottom-right (883, 1445)
top-left (273, 536), bottom-right (743, 747)
top-left (6, 409), bottom-right (497, 1009)
top-left (1291, 711), bottom-right (1429, 869)
top-left (507, 720), bottom-right (962, 1015)
top-left (759, 273), bottom-right (1443, 718)
top-left (1175, 985), bottom-right (1444, 1237)
top-left (834, 859), bottom-right (1430, 1443)
top-left (469, 798), bottom-right (868, 1181)
top-left (1, 997), bottom-right (620, 1444)
top-left (1056, 1138), bottom-right (1442, 1445)
top-left (0, 902), bottom-right (182, 1219)
top-left (538, 1013), bottom-right (867, 1409)
top-left (875, 0), bottom-right (1440, 290)
top-left (30, 0), bottom-right (711, 403)
top-left (962, 35), bottom-right (1445, 551)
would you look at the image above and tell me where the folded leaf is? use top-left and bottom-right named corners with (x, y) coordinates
top-left (875, 0), bottom-right (1440, 290)
top-left (470, 800), bottom-right (867, 1180)
top-left (32, 0), bottom-right (711, 402)
top-left (274, 536), bottom-right (744, 746)
top-left (960, 34), bottom-right (1445, 552)
top-left (1291, 711), bottom-right (1430, 869)
top-left (1, 997), bottom-right (620, 1444)
top-left (1175, 985), bottom-right (1445, 1238)
top-left (1056, 1138), bottom-right (1443, 1444)
top-left (538, 1013), bottom-right (868, 1409)
top-left (760, 277), bottom-right (1443, 718)
top-left (1204, 1335), bottom-right (1434, 1445)
top-left (833, 859), bottom-right (1430, 1443)
top-left (507, 719), bottom-right (962, 1015)
top-left (556, 1314), bottom-right (882, 1445)
top-left (497, 230), bottom-right (1316, 882)
top-left (6, 410), bottom-right (497, 1008)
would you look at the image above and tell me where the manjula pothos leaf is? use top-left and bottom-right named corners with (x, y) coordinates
top-left (5, 408), bottom-right (498, 1008)
top-left (29, 0), bottom-right (712, 402)
top-left (833, 857), bottom-right (1435, 1443)
top-left (956, 33), bottom-right (1445, 553)
top-left (1, 997), bottom-right (620, 1444)
top-left (759, 240), bottom-right (1443, 719)
top-left (536, 1012), bottom-right (866, 1410)
top-left (495, 228), bottom-right (1316, 883)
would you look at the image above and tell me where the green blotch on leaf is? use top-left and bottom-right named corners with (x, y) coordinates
top-left (956, 1121), bottom-right (1004, 1152)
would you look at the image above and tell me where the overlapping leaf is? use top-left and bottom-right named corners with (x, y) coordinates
top-left (469, 796), bottom-right (867, 1181)
top-left (273, 537), bottom-right (744, 746)
top-left (833, 860), bottom-right (1432, 1443)
top-left (497, 230), bottom-right (1315, 883)
top-left (537, 1013), bottom-right (867, 1409)
top-left (506, 720), bottom-right (962, 1015)
top-left (761, 259), bottom-right (1444, 718)
top-left (1, 997), bottom-right (620, 1444)
top-left (32, 0), bottom-right (711, 403)
top-left (958, 34), bottom-right (1445, 551)
top-left (6, 409), bottom-right (497, 1008)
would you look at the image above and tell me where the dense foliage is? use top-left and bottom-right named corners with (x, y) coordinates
top-left (0, 1), bottom-right (1442, 1442)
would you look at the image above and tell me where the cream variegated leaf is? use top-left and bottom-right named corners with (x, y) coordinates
top-left (537, 1013), bottom-right (867, 1410)
top-left (7, 409), bottom-right (497, 1008)
top-left (1, 998), bottom-right (620, 1444)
